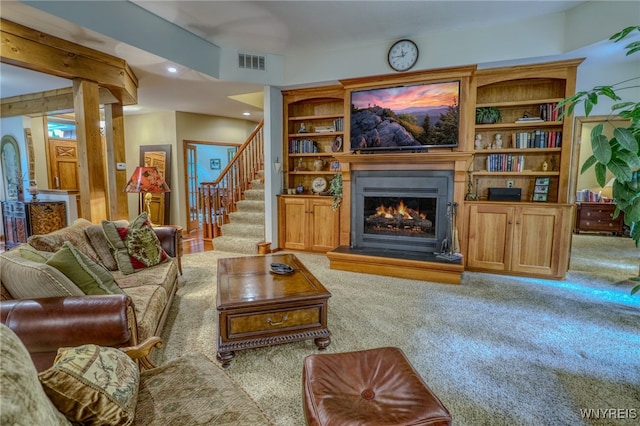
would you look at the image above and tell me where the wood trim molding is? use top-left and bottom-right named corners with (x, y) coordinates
top-left (0, 19), bottom-right (138, 109)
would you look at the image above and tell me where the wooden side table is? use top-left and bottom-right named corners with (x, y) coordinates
top-left (574, 202), bottom-right (624, 235)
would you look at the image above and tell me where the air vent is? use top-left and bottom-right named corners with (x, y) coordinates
top-left (238, 53), bottom-right (265, 71)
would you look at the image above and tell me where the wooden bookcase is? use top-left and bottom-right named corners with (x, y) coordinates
top-left (282, 85), bottom-right (345, 195)
top-left (464, 59), bottom-right (583, 279)
top-left (470, 59), bottom-right (583, 203)
top-left (279, 85), bottom-right (344, 252)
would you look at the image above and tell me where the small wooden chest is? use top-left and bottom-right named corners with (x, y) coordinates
top-left (574, 202), bottom-right (624, 235)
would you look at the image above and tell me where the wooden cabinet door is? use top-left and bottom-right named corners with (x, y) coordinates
top-left (308, 198), bottom-right (339, 252)
top-left (281, 197), bottom-right (307, 251)
top-left (511, 205), bottom-right (566, 277)
top-left (466, 204), bottom-right (514, 272)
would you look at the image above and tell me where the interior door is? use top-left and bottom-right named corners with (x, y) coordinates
top-left (184, 143), bottom-right (199, 233)
top-left (47, 139), bottom-right (79, 192)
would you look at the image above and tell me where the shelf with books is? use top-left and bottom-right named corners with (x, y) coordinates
top-left (283, 85), bottom-right (345, 197)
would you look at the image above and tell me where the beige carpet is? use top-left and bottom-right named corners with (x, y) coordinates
top-left (156, 235), bottom-right (639, 425)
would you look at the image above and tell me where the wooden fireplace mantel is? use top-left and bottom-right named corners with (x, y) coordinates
top-left (328, 150), bottom-right (472, 285)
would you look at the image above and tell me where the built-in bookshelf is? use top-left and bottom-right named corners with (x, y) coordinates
top-left (282, 85), bottom-right (345, 194)
top-left (470, 60), bottom-right (583, 203)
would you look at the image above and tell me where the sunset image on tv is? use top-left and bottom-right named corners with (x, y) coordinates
top-left (350, 80), bottom-right (460, 150)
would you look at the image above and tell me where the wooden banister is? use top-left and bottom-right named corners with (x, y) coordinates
top-left (199, 120), bottom-right (264, 240)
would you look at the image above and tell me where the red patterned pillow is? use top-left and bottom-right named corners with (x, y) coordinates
top-left (101, 213), bottom-right (169, 275)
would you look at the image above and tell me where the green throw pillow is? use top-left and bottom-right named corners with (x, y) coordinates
top-left (102, 212), bottom-right (168, 275)
top-left (19, 245), bottom-right (53, 263)
top-left (45, 241), bottom-right (124, 295)
top-left (39, 344), bottom-right (139, 426)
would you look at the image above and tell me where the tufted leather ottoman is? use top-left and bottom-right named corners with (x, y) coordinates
top-left (302, 347), bottom-right (451, 426)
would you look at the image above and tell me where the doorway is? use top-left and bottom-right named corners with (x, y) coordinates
top-left (183, 140), bottom-right (239, 234)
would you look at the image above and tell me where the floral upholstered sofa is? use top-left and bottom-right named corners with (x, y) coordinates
top-left (0, 214), bottom-right (180, 370)
top-left (0, 323), bottom-right (274, 425)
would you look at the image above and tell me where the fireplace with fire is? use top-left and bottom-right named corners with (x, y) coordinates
top-left (351, 170), bottom-right (453, 257)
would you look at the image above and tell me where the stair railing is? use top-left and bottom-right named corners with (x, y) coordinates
top-left (199, 120), bottom-right (264, 240)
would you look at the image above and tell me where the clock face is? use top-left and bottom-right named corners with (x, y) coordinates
top-left (387, 39), bottom-right (419, 72)
top-left (312, 177), bottom-right (328, 194)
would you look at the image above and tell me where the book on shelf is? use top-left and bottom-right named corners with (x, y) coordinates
top-left (539, 102), bottom-right (562, 121)
top-left (288, 138), bottom-right (318, 154)
top-left (515, 117), bottom-right (544, 123)
top-left (486, 153), bottom-right (525, 172)
top-left (511, 130), bottom-right (562, 148)
top-left (314, 126), bottom-right (335, 133)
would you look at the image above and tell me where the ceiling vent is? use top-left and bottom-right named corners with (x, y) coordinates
top-left (238, 53), bottom-right (265, 71)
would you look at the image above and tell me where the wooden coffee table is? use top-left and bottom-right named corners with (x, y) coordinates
top-left (216, 253), bottom-right (331, 367)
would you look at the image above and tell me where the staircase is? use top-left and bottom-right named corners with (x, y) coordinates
top-left (199, 120), bottom-right (266, 255)
top-left (211, 172), bottom-right (265, 255)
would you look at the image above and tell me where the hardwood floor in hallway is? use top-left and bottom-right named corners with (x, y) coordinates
top-left (182, 228), bottom-right (213, 254)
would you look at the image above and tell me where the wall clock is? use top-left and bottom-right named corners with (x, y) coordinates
top-left (312, 177), bottom-right (328, 194)
top-left (387, 39), bottom-right (419, 72)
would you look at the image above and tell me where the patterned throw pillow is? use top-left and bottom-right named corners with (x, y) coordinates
top-left (45, 241), bottom-right (124, 295)
top-left (39, 344), bottom-right (139, 426)
top-left (102, 213), bottom-right (168, 275)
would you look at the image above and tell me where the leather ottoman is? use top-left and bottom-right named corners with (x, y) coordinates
top-left (302, 347), bottom-right (451, 425)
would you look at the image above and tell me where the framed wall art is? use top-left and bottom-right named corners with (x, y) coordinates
top-left (210, 158), bottom-right (221, 170)
top-left (532, 177), bottom-right (550, 202)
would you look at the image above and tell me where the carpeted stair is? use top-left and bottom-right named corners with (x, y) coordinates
top-left (212, 172), bottom-right (265, 255)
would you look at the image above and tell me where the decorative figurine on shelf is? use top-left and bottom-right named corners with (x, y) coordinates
top-left (493, 133), bottom-right (503, 149)
top-left (28, 180), bottom-right (38, 201)
top-left (474, 134), bottom-right (483, 150)
top-left (542, 161), bottom-right (549, 172)
top-left (296, 183), bottom-right (305, 194)
top-left (464, 170), bottom-right (478, 201)
top-left (298, 123), bottom-right (307, 133)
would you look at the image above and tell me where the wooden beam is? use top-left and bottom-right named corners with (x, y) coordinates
top-left (1, 19), bottom-right (137, 105)
top-left (1, 87), bottom-right (119, 117)
top-left (103, 103), bottom-right (129, 220)
top-left (74, 79), bottom-right (107, 222)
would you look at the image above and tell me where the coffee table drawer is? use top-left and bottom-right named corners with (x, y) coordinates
top-left (228, 305), bottom-right (322, 337)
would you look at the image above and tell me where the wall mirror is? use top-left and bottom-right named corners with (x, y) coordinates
top-left (1, 135), bottom-right (23, 200)
top-left (139, 144), bottom-right (172, 225)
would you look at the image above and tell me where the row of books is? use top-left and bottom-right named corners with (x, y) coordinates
top-left (486, 154), bottom-right (525, 172)
top-left (539, 102), bottom-right (562, 122)
top-left (512, 130), bottom-right (562, 149)
top-left (514, 103), bottom-right (563, 123)
top-left (288, 138), bottom-right (319, 154)
top-left (333, 117), bottom-right (344, 132)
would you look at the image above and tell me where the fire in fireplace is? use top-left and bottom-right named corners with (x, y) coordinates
top-left (364, 197), bottom-right (436, 238)
top-left (351, 170), bottom-right (453, 255)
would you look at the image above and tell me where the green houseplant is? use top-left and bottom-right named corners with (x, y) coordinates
top-left (329, 173), bottom-right (342, 211)
top-left (558, 26), bottom-right (640, 294)
top-left (475, 107), bottom-right (502, 124)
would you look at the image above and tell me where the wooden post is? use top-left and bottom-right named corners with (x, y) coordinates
top-left (103, 103), bottom-right (129, 220)
top-left (73, 78), bottom-right (107, 222)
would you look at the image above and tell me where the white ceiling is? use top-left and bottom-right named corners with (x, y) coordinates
top-left (0, 0), bottom-right (621, 123)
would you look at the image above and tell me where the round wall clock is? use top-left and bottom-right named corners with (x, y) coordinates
top-left (387, 39), bottom-right (419, 72)
top-left (311, 177), bottom-right (328, 194)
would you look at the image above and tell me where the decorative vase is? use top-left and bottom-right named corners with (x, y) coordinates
top-left (296, 184), bottom-right (304, 194)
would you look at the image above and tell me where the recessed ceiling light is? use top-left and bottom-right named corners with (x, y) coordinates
top-left (242, 112), bottom-right (251, 116)
top-left (167, 66), bottom-right (177, 73)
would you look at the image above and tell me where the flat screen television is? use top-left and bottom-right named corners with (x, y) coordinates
top-left (350, 80), bottom-right (460, 152)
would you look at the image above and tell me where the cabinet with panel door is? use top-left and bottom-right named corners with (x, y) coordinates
top-left (277, 195), bottom-right (339, 253)
top-left (465, 202), bottom-right (572, 278)
top-left (1, 201), bottom-right (67, 250)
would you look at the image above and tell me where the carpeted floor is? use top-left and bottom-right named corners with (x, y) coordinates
top-left (156, 234), bottom-right (639, 425)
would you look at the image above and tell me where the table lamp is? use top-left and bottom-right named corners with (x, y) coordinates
top-left (124, 166), bottom-right (171, 224)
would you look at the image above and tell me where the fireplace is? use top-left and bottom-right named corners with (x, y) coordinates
top-left (351, 170), bottom-right (453, 255)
